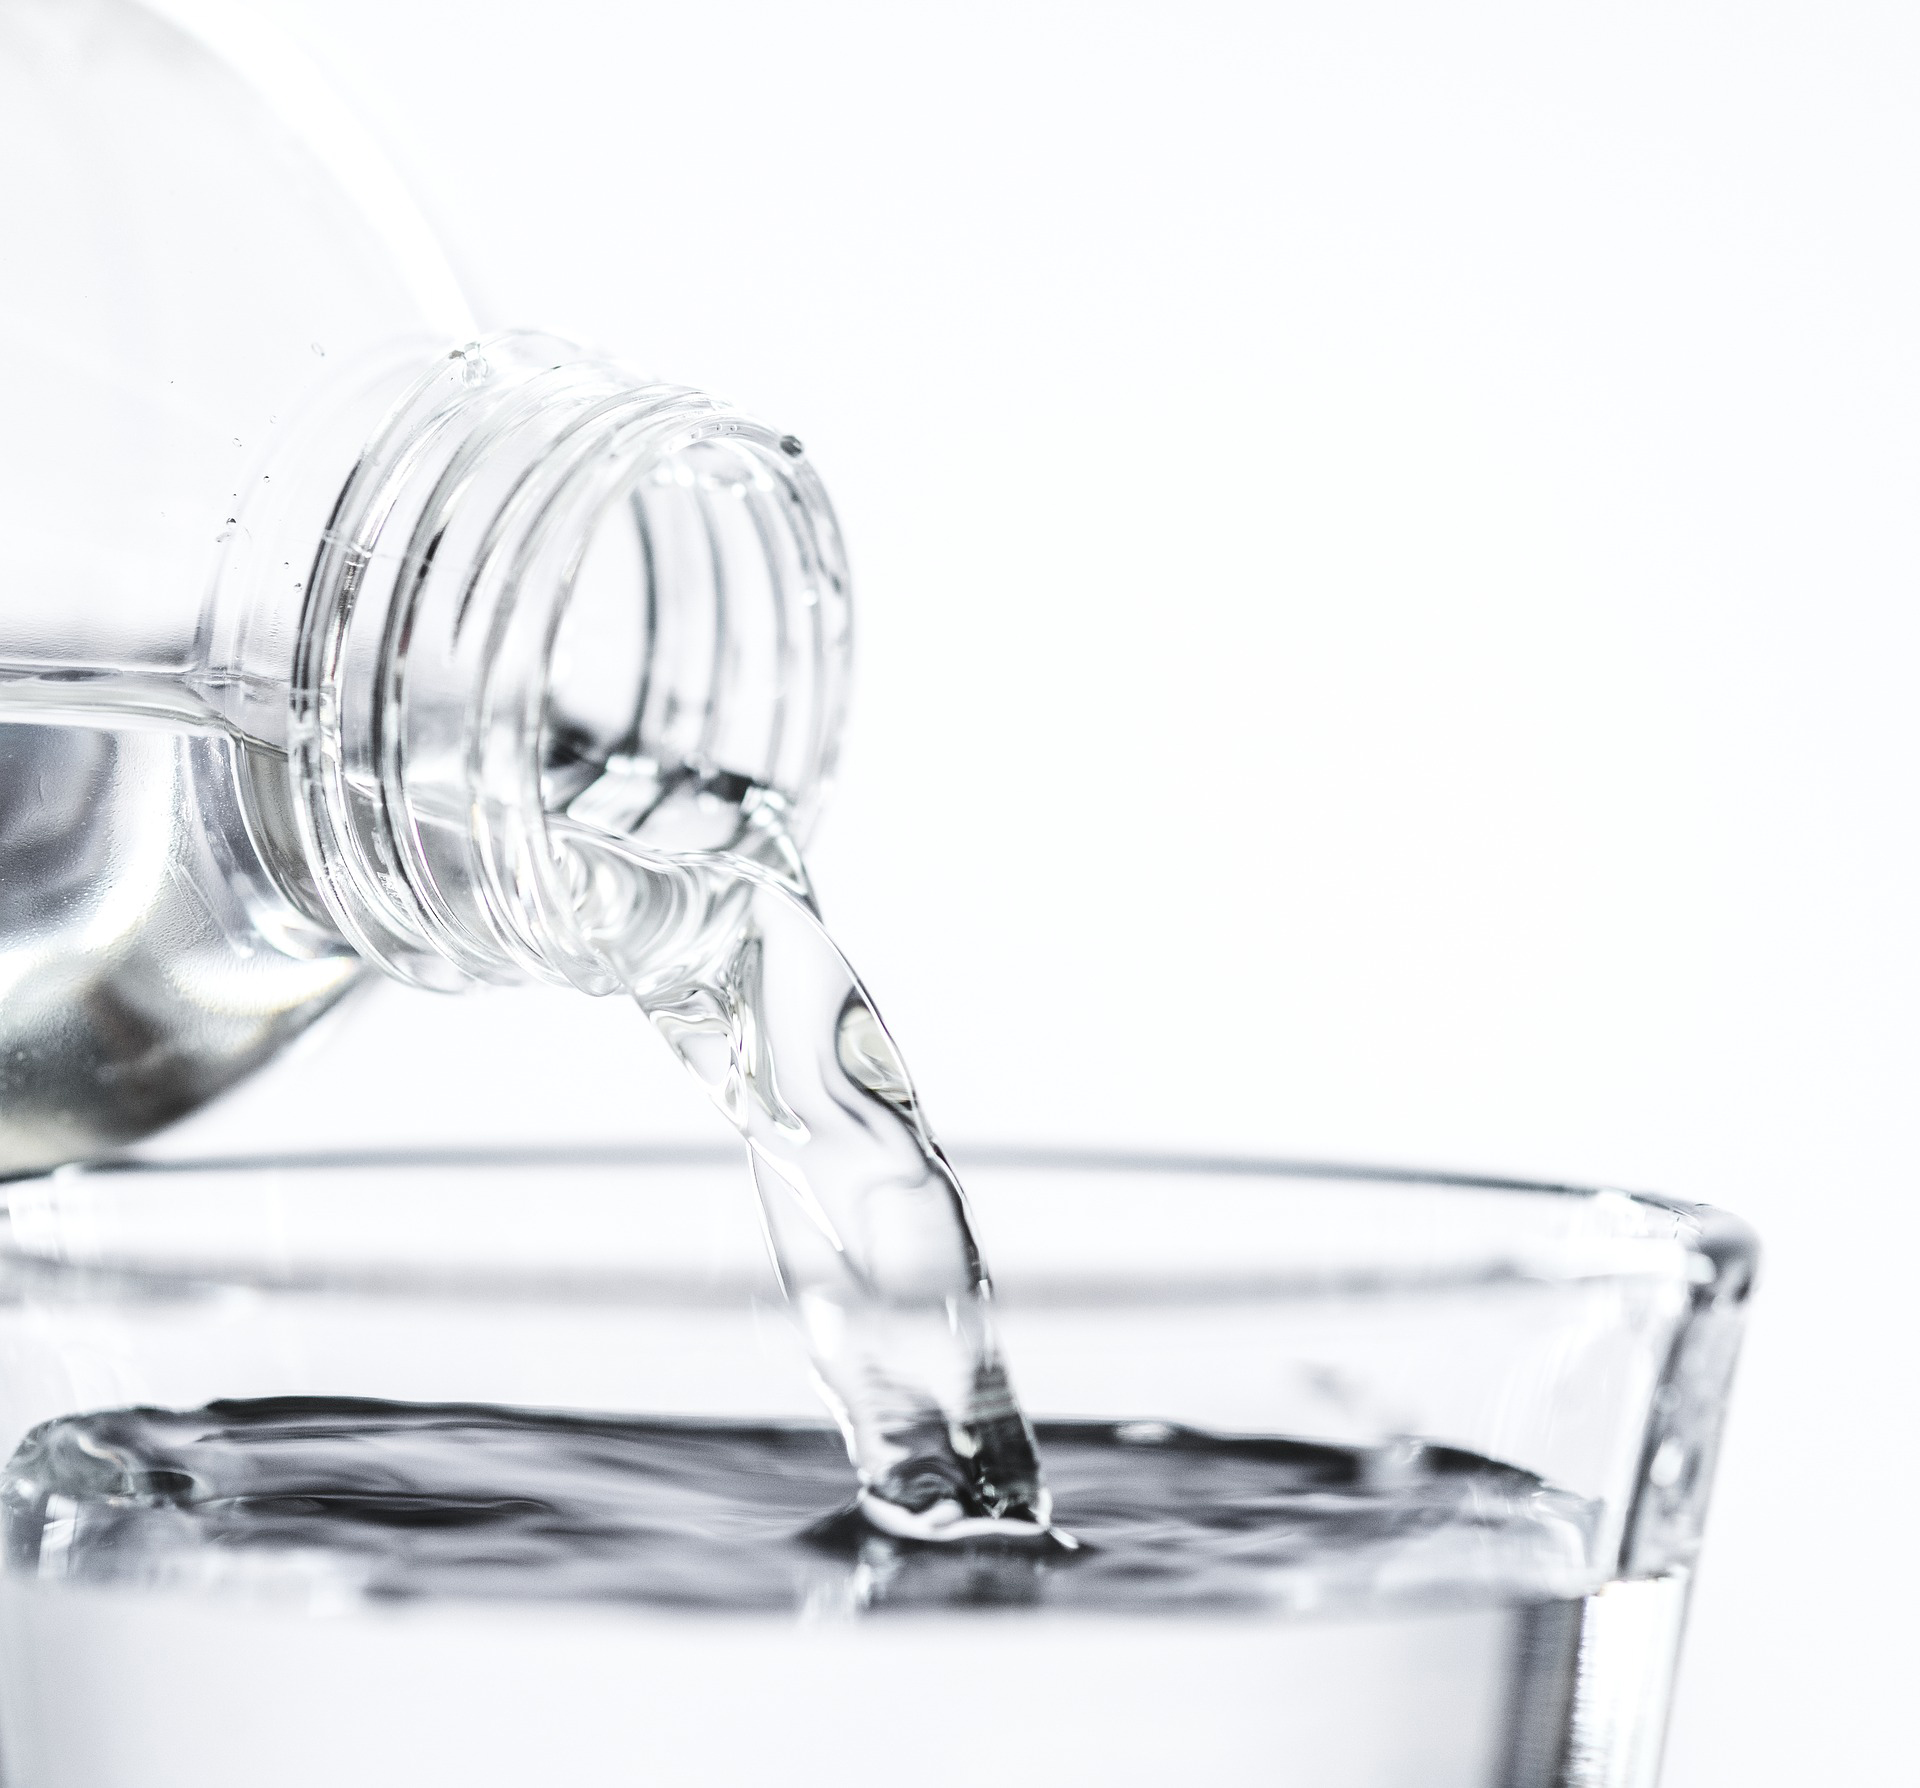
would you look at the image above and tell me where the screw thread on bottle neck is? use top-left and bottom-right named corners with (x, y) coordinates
top-left (287, 333), bottom-right (852, 990)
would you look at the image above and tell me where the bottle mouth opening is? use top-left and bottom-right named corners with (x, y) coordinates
top-left (540, 429), bottom-right (843, 850)
top-left (291, 335), bottom-right (851, 993)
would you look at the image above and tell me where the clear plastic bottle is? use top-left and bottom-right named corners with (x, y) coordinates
top-left (0, 0), bottom-right (850, 1173)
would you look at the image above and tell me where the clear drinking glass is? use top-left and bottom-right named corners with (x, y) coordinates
top-left (0, 1149), bottom-right (1752, 1788)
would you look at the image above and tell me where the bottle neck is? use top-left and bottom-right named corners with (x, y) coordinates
top-left (261, 333), bottom-right (851, 991)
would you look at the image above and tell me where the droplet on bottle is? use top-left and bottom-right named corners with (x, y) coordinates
top-left (780, 434), bottom-right (805, 457)
top-left (453, 344), bottom-right (490, 386)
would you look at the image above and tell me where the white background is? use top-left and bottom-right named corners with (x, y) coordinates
top-left (160, 3), bottom-right (1916, 1778)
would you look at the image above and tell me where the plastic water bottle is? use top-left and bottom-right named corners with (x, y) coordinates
top-left (0, 0), bottom-right (850, 1173)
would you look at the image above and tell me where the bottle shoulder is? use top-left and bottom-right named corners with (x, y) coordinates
top-left (0, 0), bottom-right (471, 681)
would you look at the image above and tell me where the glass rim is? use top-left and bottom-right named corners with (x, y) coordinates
top-left (0, 1145), bottom-right (1758, 1308)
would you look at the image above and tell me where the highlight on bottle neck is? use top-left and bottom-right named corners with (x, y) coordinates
top-left (285, 332), bottom-right (852, 991)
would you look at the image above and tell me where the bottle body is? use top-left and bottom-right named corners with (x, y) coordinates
top-left (0, 0), bottom-right (464, 1171)
top-left (0, 1), bottom-right (850, 1171)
